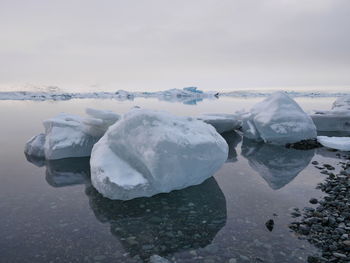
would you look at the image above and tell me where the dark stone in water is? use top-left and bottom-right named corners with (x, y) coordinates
top-left (265, 219), bottom-right (274, 232)
top-left (310, 198), bottom-right (318, 204)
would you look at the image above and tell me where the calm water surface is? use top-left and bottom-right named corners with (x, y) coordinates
top-left (0, 97), bottom-right (346, 262)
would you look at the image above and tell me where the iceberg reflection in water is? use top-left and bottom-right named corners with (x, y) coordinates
top-left (241, 139), bottom-right (315, 190)
top-left (25, 153), bottom-right (90, 187)
top-left (221, 131), bottom-right (242, 163)
top-left (45, 157), bottom-right (90, 187)
top-left (86, 177), bottom-right (226, 260)
top-left (25, 152), bottom-right (227, 260)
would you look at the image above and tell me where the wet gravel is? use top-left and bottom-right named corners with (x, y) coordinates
top-left (289, 153), bottom-right (350, 263)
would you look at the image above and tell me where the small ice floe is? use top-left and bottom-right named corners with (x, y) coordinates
top-left (90, 108), bottom-right (228, 200)
top-left (197, 114), bottom-right (242, 133)
top-left (310, 96), bottom-right (350, 132)
top-left (317, 136), bottom-right (350, 151)
top-left (42, 113), bottom-right (99, 160)
top-left (242, 91), bottom-right (317, 145)
top-left (24, 108), bottom-right (119, 160)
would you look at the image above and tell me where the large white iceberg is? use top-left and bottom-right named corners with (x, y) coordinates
top-left (90, 109), bottom-right (228, 200)
top-left (317, 136), bottom-right (350, 151)
top-left (242, 92), bottom-right (317, 145)
top-left (197, 114), bottom-right (242, 133)
top-left (25, 108), bottom-right (119, 160)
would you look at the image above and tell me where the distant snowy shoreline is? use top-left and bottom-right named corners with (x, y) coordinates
top-left (0, 87), bottom-right (349, 102)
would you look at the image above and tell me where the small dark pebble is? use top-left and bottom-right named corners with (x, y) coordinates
top-left (309, 198), bottom-right (318, 204)
top-left (265, 219), bottom-right (274, 232)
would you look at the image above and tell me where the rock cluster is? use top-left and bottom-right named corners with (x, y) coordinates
top-left (289, 157), bottom-right (350, 262)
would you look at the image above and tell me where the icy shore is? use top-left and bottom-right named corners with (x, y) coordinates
top-left (1, 88), bottom-right (349, 102)
top-left (0, 87), bottom-right (218, 103)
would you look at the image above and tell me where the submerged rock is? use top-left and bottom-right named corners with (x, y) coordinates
top-left (265, 219), bottom-right (274, 232)
top-left (91, 109), bottom-right (228, 200)
top-left (242, 92), bottom-right (317, 145)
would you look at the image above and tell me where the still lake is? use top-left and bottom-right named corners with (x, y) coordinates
top-left (0, 97), bottom-right (345, 263)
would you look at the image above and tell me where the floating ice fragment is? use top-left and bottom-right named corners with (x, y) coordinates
top-left (242, 92), bottom-right (317, 145)
top-left (317, 136), bottom-right (350, 151)
top-left (197, 114), bottom-right (242, 133)
top-left (25, 108), bottom-right (120, 160)
top-left (310, 96), bottom-right (350, 132)
top-left (43, 113), bottom-right (99, 160)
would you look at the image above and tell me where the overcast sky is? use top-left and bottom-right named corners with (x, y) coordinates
top-left (0, 0), bottom-right (349, 92)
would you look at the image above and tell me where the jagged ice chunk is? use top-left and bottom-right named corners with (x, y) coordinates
top-left (242, 92), bottom-right (317, 145)
top-left (90, 109), bottom-right (228, 200)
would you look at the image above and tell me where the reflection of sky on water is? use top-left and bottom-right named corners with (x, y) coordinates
top-left (0, 97), bottom-right (344, 262)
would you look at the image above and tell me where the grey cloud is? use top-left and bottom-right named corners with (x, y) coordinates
top-left (0, 0), bottom-right (349, 91)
